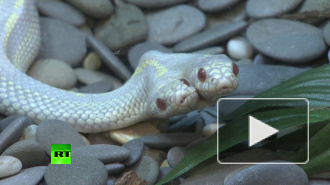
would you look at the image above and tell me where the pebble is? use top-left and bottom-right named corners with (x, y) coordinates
top-left (0, 166), bottom-right (46, 185)
top-left (133, 156), bottom-right (159, 185)
top-left (27, 59), bottom-right (77, 90)
top-left (37, 17), bottom-right (87, 66)
top-left (105, 163), bottom-right (125, 175)
top-left (146, 5), bottom-right (206, 45)
top-left (125, 0), bottom-right (190, 8)
top-left (323, 22), bottom-right (330, 46)
top-left (247, 18), bottom-right (326, 63)
top-left (200, 106), bottom-right (217, 124)
top-left (168, 111), bottom-right (201, 132)
top-left (197, 0), bottom-right (242, 12)
top-left (246, 0), bottom-right (303, 18)
top-left (128, 42), bottom-right (172, 69)
top-left (36, 0), bottom-right (85, 26)
top-left (1, 140), bottom-right (47, 169)
top-left (202, 123), bottom-right (223, 137)
top-left (143, 147), bottom-right (167, 166)
top-left (0, 115), bottom-right (20, 132)
top-left (193, 46), bottom-right (224, 55)
top-left (83, 52), bottom-right (102, 70)
top-left (65, 0), bottom-right (113, 19)
top-left (36, 119), bottom-right (86, 155)
top-left (328, 50), bottom-right (330, 62)
top-left (0, 116), bottom-right (32, 154)
top-left (139, 133), bottom-right (201, 148)
top-left (167, 146), bottom-right (187, 168)
top-left (299, 0), bottom-right (330, 12)
top-left (71, 144), bottom-right (130, 163)
top-left (227, 36), bottom-right (254, 60)
top-left (173, 21), bottom-right (247, 52)
top-left (74, 68), bottom-right (122, 89)
top-left (123, 139), bottom-right (145, 166)
top-left (79, 80), bottom-right (114, 93)
top-left (44, 154), bottom-right (108, 185)
top-left (0, 156), bottom-right (22, 178)
top-left (95, 4), bottom-right (147, 51)
top-left (224, 161), bottom-right (309, 185)
top-left (19, 124), bottom-right (38, 141)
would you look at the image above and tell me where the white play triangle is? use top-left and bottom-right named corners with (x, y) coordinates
top-left (249, 115), bottom-right (279, 147)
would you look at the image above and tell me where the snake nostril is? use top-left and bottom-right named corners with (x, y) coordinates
top-left (232, 63), bottom-right (239, 76)
top-left (211, 78), bottom-right (214, 83)
top-left (180, 96), bottom-right (186, 104)
top-left (180, 79), bottom-right (190, 86)
top-left (156, 98), bottom-right (167, 111)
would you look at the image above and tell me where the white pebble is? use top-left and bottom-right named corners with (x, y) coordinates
top-left (202, 123), bottom-right (225, 136)
top-left (227, 36), bottom-right (254, 60)
top-left (19, 124), bottom-right (38, 141)
top-left (0, 156), bottom-right (22, 178)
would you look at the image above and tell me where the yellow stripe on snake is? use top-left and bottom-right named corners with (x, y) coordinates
top-left (0, 0), bottom-right (239, 133)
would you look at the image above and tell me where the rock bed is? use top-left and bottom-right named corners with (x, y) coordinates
top-left (1, 0), bottom-right (330, 184)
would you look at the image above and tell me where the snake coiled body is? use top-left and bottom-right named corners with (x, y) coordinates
top-left (0, 0), bottom-right (239, 133)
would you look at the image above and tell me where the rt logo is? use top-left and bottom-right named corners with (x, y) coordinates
top-left (51, 144), bottom-right (71, 164)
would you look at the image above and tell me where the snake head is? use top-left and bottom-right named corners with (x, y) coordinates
top-left (148, 79), bottom-right (199, 118)
top-left (190, 55), bottom-right (239, 106)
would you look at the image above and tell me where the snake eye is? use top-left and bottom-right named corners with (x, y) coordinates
top-left (180, 79), bottom-right (190, 86)
top-left (198, 68), bottom-right (207, 82)
top-left (232, 63), bottom-right (239, 76)
top-left (156, 98), bottom-right (167, 111)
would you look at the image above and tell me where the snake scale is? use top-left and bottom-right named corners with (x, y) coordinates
top-left (0, 0), bottom-right (239, 133)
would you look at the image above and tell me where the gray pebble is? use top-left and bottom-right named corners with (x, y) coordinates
top-left (173, 21), bottom-right (247, 52)
top-left (139, 133), bottom-right (201, 148)
top-left (157, 167), bottom-right (171, 182)
top-left (124, 0), bottom-right (190, 8)
top-left (95, 4), bottom-right (147, 51)
top-left (105, 163), bottom-right (125, 175)
top-left (133, 156), bottom-right (159, 185)
top-left (197, 0), bottom-right (242, 12)
top-left (247, 18), bottom-right (326, 63)
top-left (36, 119), bottom-right (86, 155)
top-left (107, 177), bottom-right (116, 185)
top-left (0, 115), bottom-right (21, 133)
top-left (71, 144), bottom-right (130, 163)
top-left (0, 116), bottom-right (32, 154)
top-left (224, 161), bottom-right (309, 185)
top-left (37, 17), bottom-right (86, 66)
top-left (36, 0), bottom-right (85, 26)
top-left (168, 111), bottom-right (202, 132)
top-left (201, 106), bottom-right (217, 124)
top-left (146, 5), bottom-right (206, 45)
top-left (328, 50), bottom-right (330, 62)
top-left (123, 139), bottom-right (144, 166)
top-left (323, 21), bottom-right (330, 46)
top-left (299, 0), bottom-right (330, 12)
top-left (45, 154), bottom-right (107, 185)
top-left (167, 146), bottom-right (187, 168)
top-left (79, 80), bottom-right (114, 93)
top-left (193, 46), bottom-right (224, 55)
top-left (1, 140), bottom-right (47, 168)
top-left (246, 0), bottom-right (303, 18)
top-left (65, 0), bottom-right (113, 19)
top-left (128, 42), bottom-right (172, 69)
top-left (0, 166), bottom-right (46, 185)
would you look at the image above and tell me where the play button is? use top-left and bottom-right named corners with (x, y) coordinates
top-left (249, 115), bottom-right (278, 147)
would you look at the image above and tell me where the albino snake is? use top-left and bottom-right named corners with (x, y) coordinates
top-left (0, 0), bottom-right (239, 133)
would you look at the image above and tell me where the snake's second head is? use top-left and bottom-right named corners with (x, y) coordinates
top-left (191, 55), bottom-right (239, 105)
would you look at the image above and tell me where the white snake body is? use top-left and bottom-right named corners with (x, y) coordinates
top-left (0, 0), bottom-right (239, 133)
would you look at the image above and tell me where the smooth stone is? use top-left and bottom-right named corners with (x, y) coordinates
top-left (197, 0), bottom-right (242, 12)
top-left (28, 59), bottom-right (77, 90)
top-left (200, 106), bottom-right (217, 124)
top-left (0, 156), bottom-right (22, 178)
top-left (202, 123), bottom-right (223, 137)
top-left (83, 52), bottom-right (102, 70)
top-left (231, 64), bottom-right (309, 96)
top-left (0, 116), bottom-right (32, 154)
top-left (125, 0), bottom-right (190, 8)
top-left (246, 0), bottom-right (303, 18)
top-left (299, 0), bottom-right (330, 12)
top-left (247, 18), bottom-right (326, 63)
top-left (95, 4), bottom-right (147, 51)
top-left (79, 80), bottom-right (114, 93)
top-left (193, 46), bottom-right (224, 55)
top-left (36, 119), bottom-right (86, 155)
top-left (173, 21), bottom-right (247, 52)
top-left (157, 167), bottom-right (171, 181)
top-left (0, 166), bottom-right (46, 185)
top-left (45, 154), bottom-right (107, 185)
top-left (128, 42), bottom-right (172, 69)
top-left (37, 17), bottom-right (86, 66)
top-left (227, 36), bottom-right (254, 60)
top-left (65, 0), bottom-right (113, 19)
top-left (133, 156), bottom-right (159, 185)
top-left (146, 5), bottom-right (206, 45)
top-left (107, 177), bottom-right (116, 185)
top-left (19, 124), bottom-right (38, 141)
top-left (328, 50), bottom-right (330, 62)
top-left (224, 161), bottom-right (309, 185)
top-left (2, 140), bottom-right (46, 168)
top-left (105, 163), bottom-right (125, 175)
top-left (74, 68), bottom-right (122, 89)
top-left (309, 179), bottom-right (330, 185)
top-left (139, 133), bottom-right (201, 148)
top-left (160, 160), bottom-right (169, 168)
top-left (323, 22), bottom-right (330, 46)
top-left (167, 146), bottom-right (187, 168)
top-left (36, 0), bottom-right (85, 26)
top-left (86, 34), bottom-right (132, 81)
top-left (71, 144), bottom-right (130, 163)
top-left (143, 147), bottom-right (167, 166)
top-left (0, 115), bottom-right (21, 133)
top-left (168, 111), bottom-right (202, 132)
top-left (123, 139), bottom-right (145, 166)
